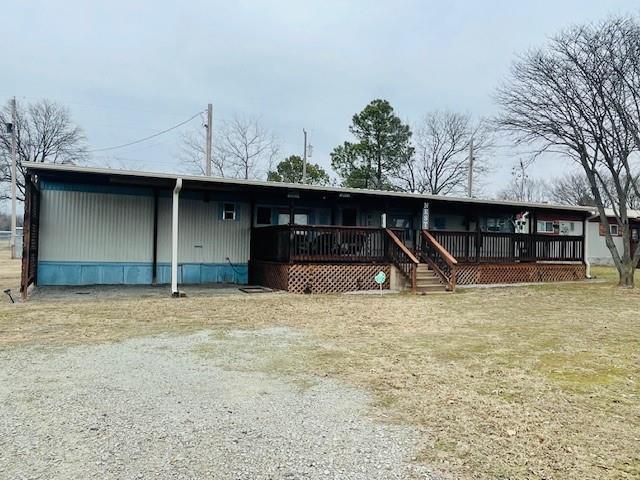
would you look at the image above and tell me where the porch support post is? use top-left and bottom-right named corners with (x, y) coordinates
top-left (20, 174), bottom-right (32, 300)
top-left (288, 197), bottom-right (294, 263)
top-left (475, 213), bottom-right (481, 262)
top-left (531, 210), bottom-right (538, 262)
top-left (583, 216), bottom-right (591, 278)
top-left (171, 178), bottom-right (183, 297)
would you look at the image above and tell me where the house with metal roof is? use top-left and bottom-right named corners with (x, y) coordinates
top-left (585, 208), bottom-right (640, 266)
top-left (19, 162), bottom-right (593, 299)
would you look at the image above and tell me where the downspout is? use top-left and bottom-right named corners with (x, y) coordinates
top-left (171, 178), bottom-right (183, 297)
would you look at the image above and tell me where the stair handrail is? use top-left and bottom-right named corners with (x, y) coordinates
top-left (385, 228), bottom-right (419, 293)
top-left (420, 230), bottom-right (458, 291)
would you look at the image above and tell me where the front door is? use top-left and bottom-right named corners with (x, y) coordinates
top-left (342, 208), bottom-right (357, 226)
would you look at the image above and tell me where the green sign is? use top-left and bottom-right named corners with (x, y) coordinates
top-left (374, 271), bottom-right (387, 285)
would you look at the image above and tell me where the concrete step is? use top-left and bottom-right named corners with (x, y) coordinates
top-left (416, 271), bottom-right (439, 277)
top-left (416, 272), bottom-right (440, 278)
top-left (415, 284), bottom-right (447, 292)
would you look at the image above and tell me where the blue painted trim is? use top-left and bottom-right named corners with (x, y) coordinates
top-left (38, 261), bottom-right (248, 286)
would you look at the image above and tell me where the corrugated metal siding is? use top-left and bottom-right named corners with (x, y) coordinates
top-left (156, 197), bottom-right (250, 264)
top-left (39, 189), bottom-right (154, 262)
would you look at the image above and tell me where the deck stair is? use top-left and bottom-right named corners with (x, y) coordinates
top-left (414, 263), bottom-right (449, 294)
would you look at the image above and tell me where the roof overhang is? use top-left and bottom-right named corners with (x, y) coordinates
top-left (24, 162), bottom-right (595, 216)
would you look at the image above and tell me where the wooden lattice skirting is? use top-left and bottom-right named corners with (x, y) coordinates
top-left (454, 262), bottom-right (586, 285)
top-left (249, 261), bottom-right (390, 294)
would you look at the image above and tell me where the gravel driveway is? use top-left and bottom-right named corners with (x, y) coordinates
top-left (0, 330), bottom-right (437, 479)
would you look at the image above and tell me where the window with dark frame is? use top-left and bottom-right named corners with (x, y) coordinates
top-left (222, 203), bottom-right (236, 220)
top-left (256, 206), bottom-right (271, 225)
top-left (610, 224), bottom-right (619, 236)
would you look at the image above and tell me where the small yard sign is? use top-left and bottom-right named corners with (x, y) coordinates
top-left (374, 271), bottom-right (386, 294)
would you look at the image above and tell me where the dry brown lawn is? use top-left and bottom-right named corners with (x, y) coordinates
top-left (0, 252), bottom-right (638, 480)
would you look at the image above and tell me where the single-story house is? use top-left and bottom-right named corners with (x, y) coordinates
top-left (586, 208), bottom-right (640, 266)
top-left (20, 162), bottom-right (593, 299)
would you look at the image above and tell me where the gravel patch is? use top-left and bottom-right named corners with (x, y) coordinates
top-left (0, 331), bottom-right (438, 479)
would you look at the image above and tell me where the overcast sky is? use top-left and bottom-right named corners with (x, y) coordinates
top-left (2, 0), bottom-right (639, 207)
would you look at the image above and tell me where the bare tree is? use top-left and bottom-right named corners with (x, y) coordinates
top-left (548, 170), bottom-right (640, 208)
top-left (219, 116), bottom-right (279, 180)
top-left (547, 171), bottom-right (599, 206)
top-left (178, 128), bottom-right (227, 177)
top-left (0, 99), bottom-right (87, 200)
top-left (496, 16), bottom-right (640, 287)
top-left (497, 158), bottom-right (548, 203)
top-left (179, 115), bottom-right (278, 179)
top-left (394, 111), bottom-right (491, 195)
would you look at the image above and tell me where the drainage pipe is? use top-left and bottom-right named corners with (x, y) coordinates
top-left (171, 178), bottom-right (182, 296)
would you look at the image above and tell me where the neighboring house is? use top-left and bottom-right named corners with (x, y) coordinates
top-left (586, 209), bottom-right (640, 266)
top-left (20, 162), bottom-right (592, 299)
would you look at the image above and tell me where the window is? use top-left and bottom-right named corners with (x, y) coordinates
top-left (222, 203), bottom-right (236, 220)
top-left (294, 213), bottom-right (309, 225)
top-left (610, 224), bottom-right (619, 236)
top-left (537, 221), bottom-right (555, 233)
top-left (276, 210), bottom-right (310, 225)
top-left (486, 217), bottom-right (509, 232)
top-left (390, 215), bottom-right (411, 229)
top-left (433, 217), bottom-right (446, 230)
top-left (256, 206), bottom-right (271, 225)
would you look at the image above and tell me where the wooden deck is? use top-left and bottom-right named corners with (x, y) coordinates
top-left (250, 225), bottom-right (586, 293)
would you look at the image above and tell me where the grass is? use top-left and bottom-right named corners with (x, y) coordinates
top-left (0, 252), bottom-right (638, 479)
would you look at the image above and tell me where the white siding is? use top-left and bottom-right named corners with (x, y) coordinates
top-left (39, 189), bottom-right (154, 262)
top-left (586, 222), bottom-right (623, 265)
top-left (156, 197), bottom-right (250, 264)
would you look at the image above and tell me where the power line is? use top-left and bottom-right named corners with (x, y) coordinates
top-left (86, 110), bottom-right (205, 153)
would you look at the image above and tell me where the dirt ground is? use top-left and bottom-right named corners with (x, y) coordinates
top-left (0, 251), bottom-right (638, 479)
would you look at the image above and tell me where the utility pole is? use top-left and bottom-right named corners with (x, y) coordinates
top-left (10, 97), bottom-right (17, 259)
top-left (467, 138), bottom-right (474, 198)
top-left (205, 103), bottom-right (212, 176)
top-left (302, 128), bottom-right (307, 184)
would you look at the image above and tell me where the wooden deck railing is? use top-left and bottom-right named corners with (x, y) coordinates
top-left (251, 225), bottom-right (387, 263)
top-left (385, 229), bottom-right (418, 291)
top-left (418, 230), bottom-right (458, 291)
top-left (251, 226), bottom-right (585, 271)
top-left (427, 230), bottom-right (584, 263)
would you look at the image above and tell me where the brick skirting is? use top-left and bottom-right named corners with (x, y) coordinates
top-left (249, 261), bottom-right (391, 294)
